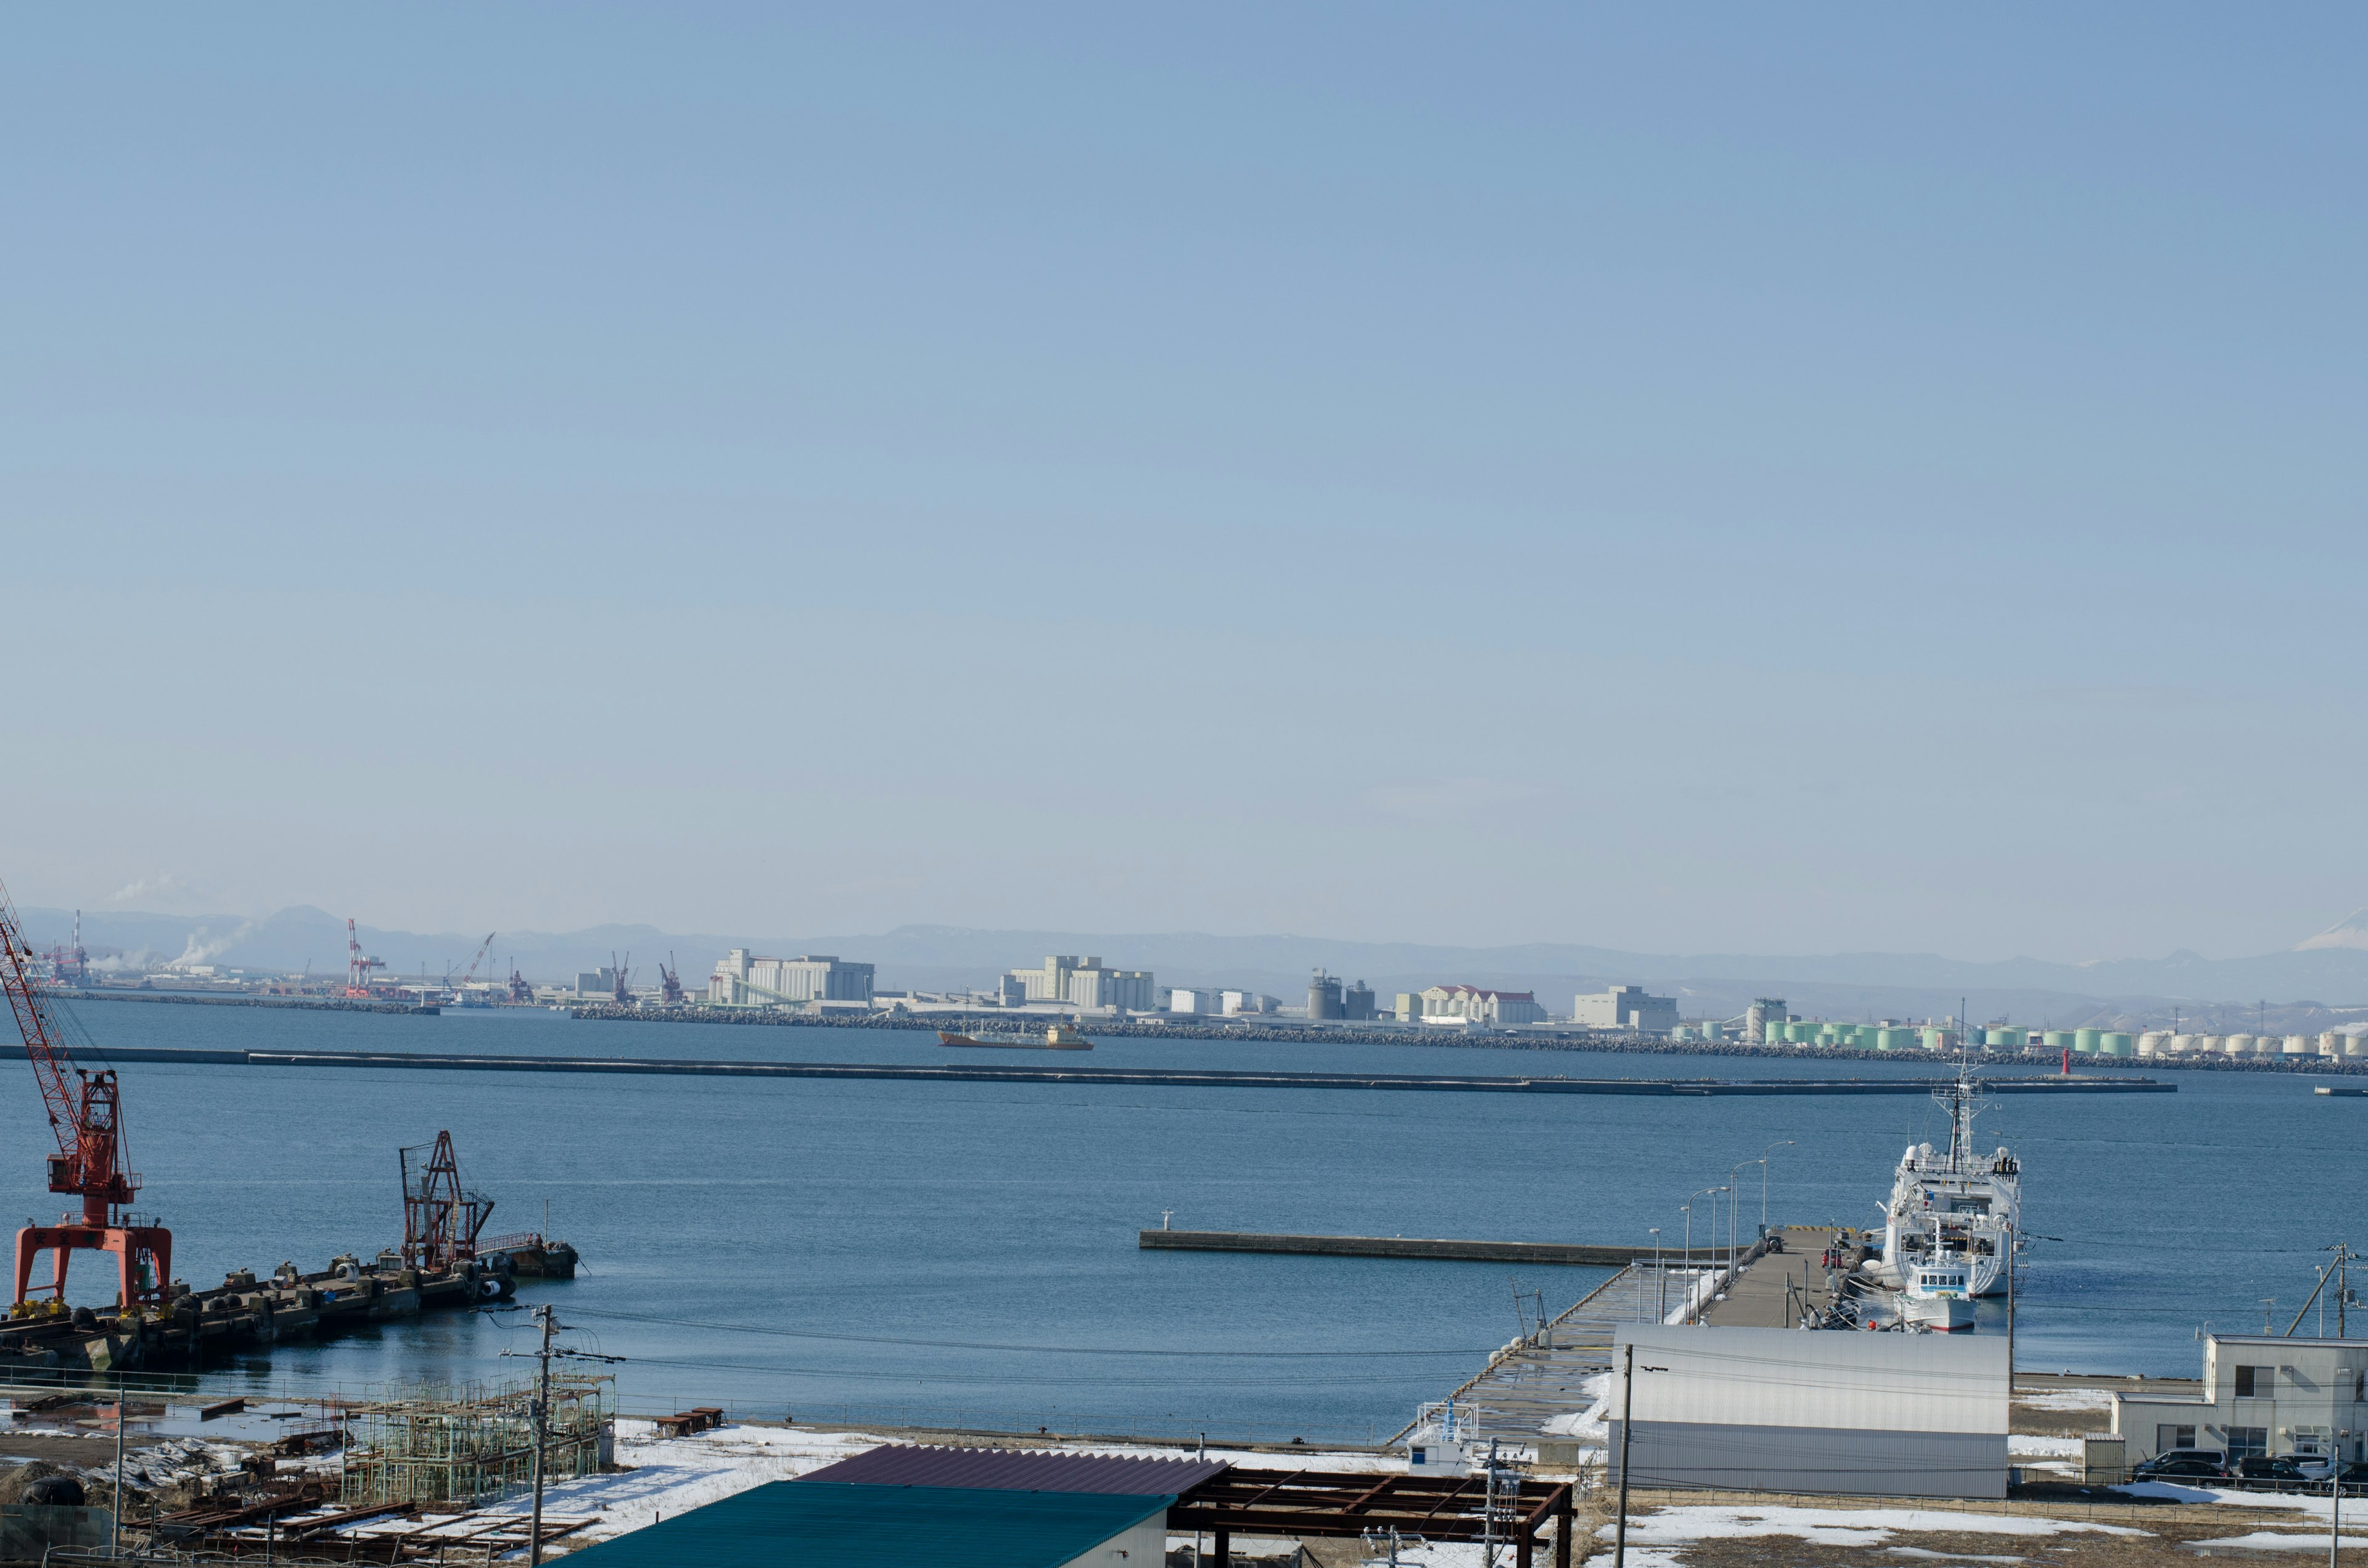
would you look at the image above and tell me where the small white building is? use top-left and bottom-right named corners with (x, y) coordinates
top-left (1610, 1324), bottom-right (2008, 1498)
top-left (1220, 990), bottom-right (1278, 1015)
top-left (2115, 1332), bottom-right (2368, 1464)
top-left (1572, 985), bottom-right (1680, 1034)
top-left (708, 950), bottom-right (876, 1006)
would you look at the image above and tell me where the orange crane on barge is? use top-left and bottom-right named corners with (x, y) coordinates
top-left (0, 877), bottom-right (170, 1311)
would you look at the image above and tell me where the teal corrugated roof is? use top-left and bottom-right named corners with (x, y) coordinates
top-left (562, 1480), bottom-right (1173, 1568)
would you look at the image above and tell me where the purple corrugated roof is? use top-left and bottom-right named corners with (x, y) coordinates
top-left (796, 1444), bottom-right (1230, 1496)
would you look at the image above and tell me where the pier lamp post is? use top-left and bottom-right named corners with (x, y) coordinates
top-left (1650, 1228), bottom-right (1663, 1321)
top-left (1759, 1141), bottom-right (1795, 1235)
top-left (1683, 1188), bottom-right (1717, 1323)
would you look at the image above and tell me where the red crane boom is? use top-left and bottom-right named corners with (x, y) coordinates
top-left (0, 877), bottom-right (171, 1310)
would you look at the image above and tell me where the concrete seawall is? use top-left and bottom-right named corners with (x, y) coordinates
top-left (1138, 1229), bottom-right (1722, 1266)
top-left (85, 1046), bottom-right (2176, 1094)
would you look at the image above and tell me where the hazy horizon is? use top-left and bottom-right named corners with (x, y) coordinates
top-left (7, 6), bottom-right (2363, 965)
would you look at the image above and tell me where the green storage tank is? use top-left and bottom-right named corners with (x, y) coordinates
top-left (2100, 1032), bottom-right (2134, 1057)
top-left (1873, 1027), bottom-right (1906, 1051)
top-left (1765, 1021), bottom-right (1785, 1044)
top-left (1985, 1028), bottom-right (2020, 1049)
top-left (1701, 1021), bottom-right (1722, 1042)
top-left (2074, 1028), bottom-right (2103, 1053)
top-left (2044, 1030), bottom-right (2076, 1052)
top-left (1785, 1021), bottom-right (1813, 1043)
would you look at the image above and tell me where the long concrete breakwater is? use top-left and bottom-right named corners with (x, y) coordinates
top-left (1139, 1229), bottom-right (1725, 1266)
top-left (89, 1045), bottom-right (2176, 1094)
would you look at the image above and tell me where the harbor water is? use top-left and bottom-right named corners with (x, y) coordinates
top-left (7, 998), bottom-right (2361, 1441)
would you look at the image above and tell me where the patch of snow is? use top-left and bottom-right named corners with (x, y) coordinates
top-left (2117, 1483), bottom-right (2350, 1517)
top-left (1544, 1380), bottom-right (1613, 1442)
top-left (1886, 1550), bottom-right (2025, 1564)
top-left (2186, 1535), bottom-right (2368, 1552)
top-left (1595, 1503), bottom-right (2151, 1551)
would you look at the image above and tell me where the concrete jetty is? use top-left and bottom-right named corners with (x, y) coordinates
top-left (1138, 1230), bottom-right (1722, 1266)
top-left (94, 1046), bottom-right (2177, 1096)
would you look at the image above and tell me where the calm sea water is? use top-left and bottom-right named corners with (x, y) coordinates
top-left (9, 999), bottom-right (2361, 1441)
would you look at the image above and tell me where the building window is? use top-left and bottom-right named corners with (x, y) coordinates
top-left (2235, 1365), bottom-right (2271, 1398)
top-left (2156, 1424), bottom-right (2197, 1453)
top-left (2226, 1426), bottom-right (2269, 1459)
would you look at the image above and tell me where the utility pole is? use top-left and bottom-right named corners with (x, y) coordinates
top-left (1614, 1343), bottom-right (1635, 1568)
top-left (111, 1384), bottom-right (125, 1559)
top-left (530, 1304), bottom-right (555, 1567)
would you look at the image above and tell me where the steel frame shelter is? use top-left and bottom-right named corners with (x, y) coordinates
top-left (1169, 1467), bottom-right (1574, 1568)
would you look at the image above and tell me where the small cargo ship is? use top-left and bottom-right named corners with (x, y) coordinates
top-left (939, 1022), bottom-right (1094, 1051)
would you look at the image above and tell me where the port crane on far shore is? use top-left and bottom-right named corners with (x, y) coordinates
top-left (345, 917), bottom-right (387, 998)
top-left (0, 877), bottom-right (171, 1310)
top-left (446, 931), bottom-right (496, 995)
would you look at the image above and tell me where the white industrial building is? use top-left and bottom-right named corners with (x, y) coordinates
top-left (2114, 1333), bottom-right (2368, 1465)
top-left (574, 966), bottom-right (619, 997)
top-left (708, 949), bottom-right (876, 1006)
top-left (1005, 955), bottom-right (1156, 1013)
top-left (1400, 985), bottom-right (1547, 1026)
top-left (1610, 1324), bottom-right (2010, 1498)
top-left (1573, 984), bottom-right (1680, 1033)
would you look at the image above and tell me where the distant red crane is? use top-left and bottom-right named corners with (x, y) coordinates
top-left (400, 1130), bottom-right (493, 1272)
top-left (610, 951), bottom-right (633, 1006)
top-left (448, 932), bottom-right (496, 995)
top-left (345, 918), bottom-right (387, 998)
top-left (658, 953), bottom-right (685, 1005)
top-left (507, 960), bottom-right (532, 1004)
top-left (0, 877), bottom-right (171, 1309)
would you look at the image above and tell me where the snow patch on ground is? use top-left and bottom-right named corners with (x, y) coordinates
top-left (2117, 1483), bottom-right (2350, 1516)
top-left (1597, 1503), bottom-right (2151, 1551)
top-left (2185, 1535), bottom-right (2368, 1552)
top-left (1885, 1550), bottom-right (2026, 1564)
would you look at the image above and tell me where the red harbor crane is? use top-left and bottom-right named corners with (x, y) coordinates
top-left (610, 951), bottom-right (632, 1006)
top-left (345, 917), bottom-right (387, 998)
top-left (658, 953), bottom-right (685, 1005)
top-left (0, 877), bottom-right (171, 1310)
top-left (447, 931), bottom-right (496, 996)
top-left (506, 960), bottom-right (532, 1004)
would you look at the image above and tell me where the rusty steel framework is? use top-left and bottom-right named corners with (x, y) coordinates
top-left (400, 1131), bottom-right (492, 1272)
top-left (0, 875), bottom-right (171, 1310)
top-left (1169, 1467), bottom-right (1575, 1568)
top-left (339, 1376), bottom-right (613, 1509)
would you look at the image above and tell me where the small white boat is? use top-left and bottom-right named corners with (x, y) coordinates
top-left (1899, 1219), bottom-right (1978, 1331)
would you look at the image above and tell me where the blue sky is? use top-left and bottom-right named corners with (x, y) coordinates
top-left (4, 6), bottom-right (2362, 961)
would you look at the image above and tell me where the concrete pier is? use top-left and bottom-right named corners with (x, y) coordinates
top-left (1139, 1230), bottom-right (1721, 1266)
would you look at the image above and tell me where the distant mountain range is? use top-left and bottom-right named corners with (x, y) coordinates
top-left (21, 905), bottom-right (2368, 1032)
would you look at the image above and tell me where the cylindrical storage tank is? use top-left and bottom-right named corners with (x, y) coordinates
top-left (2223, 1033), bottom-right (2253, 1056)
top-left (1701, 1020), bottom-right (1722, 1042)
top-left (1785, 1021), bottom-right (1814, 1043)
top-left (2101, 1032), bottom-right (2134, 1057)
top-left (2283, 1033), bottom-right (2313, 1057)
top-left (1985, 1028), bottom-right (2019, 1050)
top-left (2044, 1030), bottom-right (2076, 1053)
top-left (1765, 1021), bottom-right (1785, 1044)
top-left (2171, 1033), bottom-right (2200, 1054)
top-left (2321, 1032), bottom-right (2345, 1057)
top-left (1670, 1025), bottom-right (1692, 1042)
top-left (2198, 1034), bottom-right (2222, 1054)
top-left (2137, 1031), bottom-right (2167, 1057)
top-left (2346, 1033), bottom-right (2368, 1059)
top-left (2074, 1028), bottom-right (2103, 1053)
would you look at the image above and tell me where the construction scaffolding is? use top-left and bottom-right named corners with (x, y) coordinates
top-left (339, 1376), bottom-right (614, 1508)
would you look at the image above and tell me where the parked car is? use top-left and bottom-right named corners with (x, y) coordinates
top-left (2335, 1461), bottom-right (2368, 1495)
top-left (2132, 1450), bottom-right (2230, 1482)
top-left (2234, 1455), bottom-right (2318, 1492)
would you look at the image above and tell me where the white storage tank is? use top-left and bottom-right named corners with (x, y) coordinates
top-left (2223, 1032), bottom-right (2255, 1056)
top-left (2282, 1033), bottom-right (2313, 1056)
top-left (2137, 1031), bottom-right (2168, 1057)
top-left (2348, 1033), bottom-right (2368, 1059)
top-left (2169, 1033), bottom-right (2200, 1054)
top-left (2321, 1032), bottom-right (2346, 1057)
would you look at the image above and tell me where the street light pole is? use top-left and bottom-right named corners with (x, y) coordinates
top-left (1760, 1141), bottom-right (1796, 1236)
top-left (1650, 1228), bottom-right (1663, 1322)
